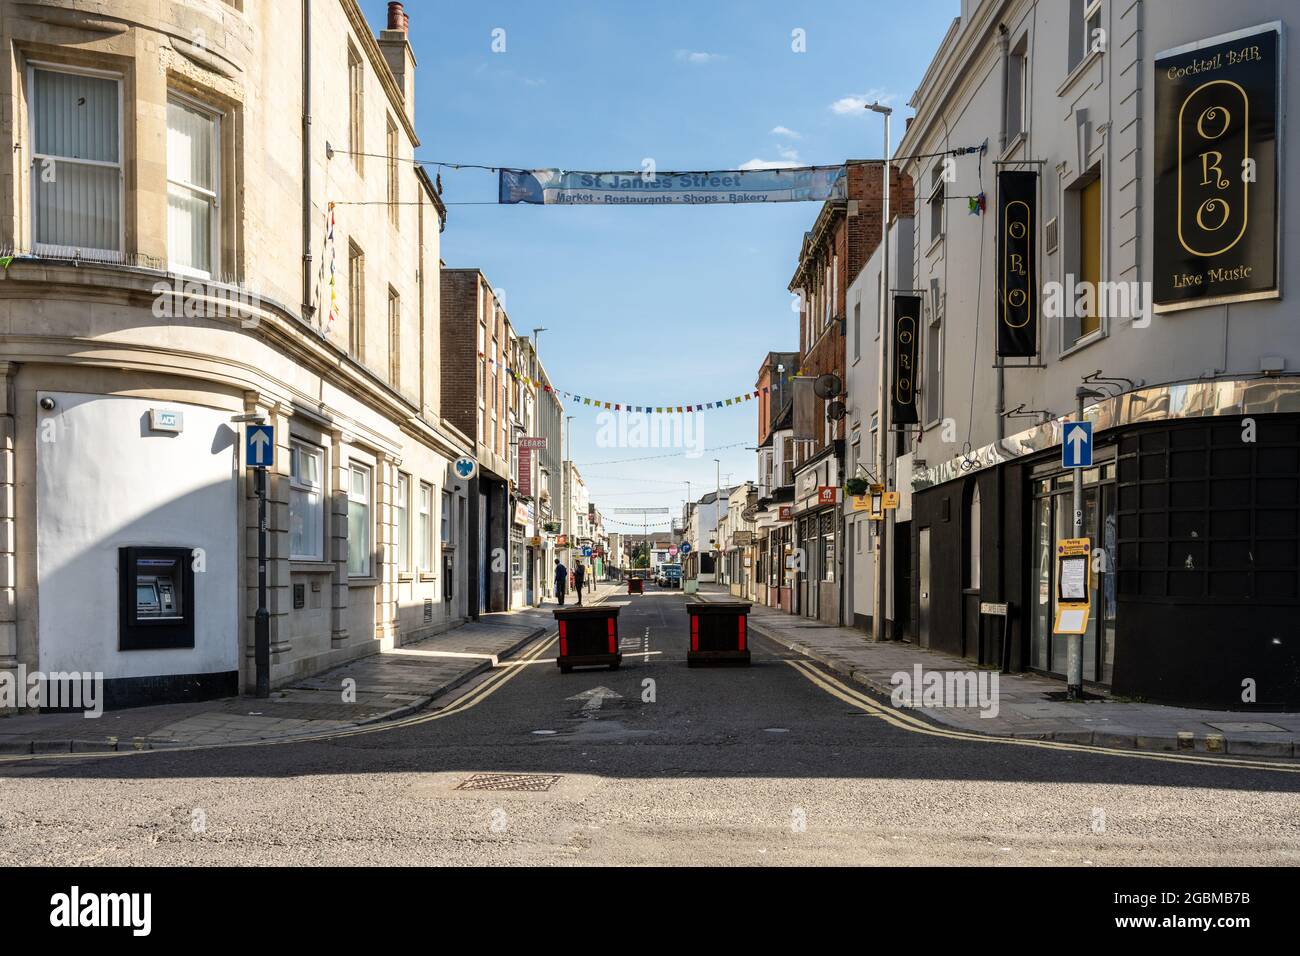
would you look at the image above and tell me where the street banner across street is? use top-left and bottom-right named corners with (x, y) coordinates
top-left (499, 165), bottom-right (847, 205)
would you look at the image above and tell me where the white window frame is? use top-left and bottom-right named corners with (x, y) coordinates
top-left (289, 439), bottom-right (325, 561)
top-left (166, 90), bottom-right (222, 279)
top-left (395, 472), bottom-right (410, 574)
top-left (441, 489), bottom-right (453, 545)
top-left (418, 482), bottom-right (434, 571)
top-left (928, 162), bottom-right (946, 246)
top-left (1005, 40), bottom-right (1028, 144)
top-left (27, 61), bottom-right (125, 262)
top-left (347, 461), bottom-right (373, 578)
top-left (1083, 0), bottom-right (1103, 53)
top-left (923, 300), bottom-right (944, 427)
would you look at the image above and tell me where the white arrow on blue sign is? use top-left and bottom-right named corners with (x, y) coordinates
top-left (679, 542), bottom-right (691, 554)
top-left (246, 424), bottom-right (274, 469)
top-left (1062, 421), bottom-right (1093, 468)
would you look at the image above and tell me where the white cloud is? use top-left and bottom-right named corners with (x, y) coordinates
top-left (830, 90), bottom-right (898, 115)
top-left (677, 50), bottom-right (722, 64)
top-left (739, 157), bottom-right (800, 170)
top-left (770, 125), bottom-right (803, 139)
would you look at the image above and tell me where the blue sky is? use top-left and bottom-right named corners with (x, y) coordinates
top-left (365, 0), bottom-right (958, 525)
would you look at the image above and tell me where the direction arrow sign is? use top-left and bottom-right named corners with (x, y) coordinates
top-left (245, 424), bottom-right (274, 469)
top-left (679, 542), bottom-right (691, 555)
top-left (566, 686), bottom-right (622, 713)
top-left (1062, 421), bottom-right (1093, 468)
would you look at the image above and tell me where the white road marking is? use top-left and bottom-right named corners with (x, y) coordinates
top-left (566, 686), bottom-right (623, 712)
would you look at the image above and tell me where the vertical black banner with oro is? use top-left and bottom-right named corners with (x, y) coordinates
top-left (1153, 25), bottom-right (1280, 309)
top-left (891, 295), bottom-right (921, 425)
top-left (996, 170), bottom-right (1038, 357)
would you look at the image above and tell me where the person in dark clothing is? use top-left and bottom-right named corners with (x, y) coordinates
top-left (573, 560), bottom-right (587, 605)
top-left (553, 558), bottom-right (568, 606)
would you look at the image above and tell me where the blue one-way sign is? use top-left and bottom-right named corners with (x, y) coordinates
top-left (246, 424), bottom-right (275, 469)
top-left (1062, 421), bottom-right (1093, 468)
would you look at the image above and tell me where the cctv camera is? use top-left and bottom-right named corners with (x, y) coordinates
top-left (39, 397), bottom-right (55, 411)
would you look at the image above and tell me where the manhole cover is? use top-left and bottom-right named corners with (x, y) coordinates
top-left (455, 773), bottom-right (561, 793)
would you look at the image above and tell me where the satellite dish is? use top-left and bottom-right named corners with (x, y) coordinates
top-left (827, 400), bottom-right (847, 421)
top-left (814, 374), bottom-right (843, 399)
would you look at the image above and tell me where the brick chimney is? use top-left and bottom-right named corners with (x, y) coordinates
top-left (377, 2), bottom-right (416, 125)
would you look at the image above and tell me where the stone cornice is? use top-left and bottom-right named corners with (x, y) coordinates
top-left (0, 260), bottom-right (472, 461)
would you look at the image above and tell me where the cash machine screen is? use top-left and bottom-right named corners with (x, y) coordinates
top-left (132, 558), bottom-right (183, 620)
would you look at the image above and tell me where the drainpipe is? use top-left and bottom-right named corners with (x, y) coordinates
top-left (301, 0), bottom-right (314, 323)
top-left (995, 23), bottom-right (1009, 442)
top-left (993, 23), bottom-right (1010, 668)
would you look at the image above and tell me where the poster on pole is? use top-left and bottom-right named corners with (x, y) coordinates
top-left (499, 165), bottom-right (847, 206)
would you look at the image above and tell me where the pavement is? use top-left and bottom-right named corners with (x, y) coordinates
top-left (0, 582), bottom-right (618, 754)
top-left (696, 584), bottom-right (1300, 759)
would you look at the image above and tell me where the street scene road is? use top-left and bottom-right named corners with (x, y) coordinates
top-left (4, 584), bottom-right (1298, 867)
top-left (7, 0), bottom-right (1300, 919)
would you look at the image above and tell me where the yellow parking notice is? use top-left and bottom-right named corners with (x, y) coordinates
top-left (1053, 537), bottom-right (1091, 634)
top-left (1053, 606), bottom-right (1090, 634)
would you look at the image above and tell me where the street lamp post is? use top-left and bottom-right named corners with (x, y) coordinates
top-left (867, 100), bottom-right (892, 644)
top-left (565, 415), bottom-right (573, 574)
top-left (717, 457), bottom-right (728, 582)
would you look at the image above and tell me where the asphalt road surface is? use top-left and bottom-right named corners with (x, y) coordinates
top-left (3, 587), bottom-right (1299, 866)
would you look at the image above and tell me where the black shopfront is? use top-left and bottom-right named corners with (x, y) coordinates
top-left (911, 397), bottom-right (1300, 711)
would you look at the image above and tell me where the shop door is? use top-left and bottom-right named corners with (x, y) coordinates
top-left (918, 527), bottom-right (931, 649)
top-left (525, 548), bottom-right (535, 605)
top-left (1030, 468), bottom-right (1117, 683)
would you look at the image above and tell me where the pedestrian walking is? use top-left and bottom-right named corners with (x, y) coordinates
top-left (553, 558), bottom-right (568, 606)
top-left (574, 559), bottom-right (587, 605)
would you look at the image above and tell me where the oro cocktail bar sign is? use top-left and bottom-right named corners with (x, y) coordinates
top-left (1153, 23), bottom-right (1281, 311)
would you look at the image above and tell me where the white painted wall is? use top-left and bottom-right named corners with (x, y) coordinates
top-left (36, 393), bottom-right (239, 677)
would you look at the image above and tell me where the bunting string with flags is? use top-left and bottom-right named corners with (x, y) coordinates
top-left (476, 353), bottom-right (818, 414)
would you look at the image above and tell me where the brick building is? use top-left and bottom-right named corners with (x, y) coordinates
top-left (440, 268), bottom-right (514, 615)
top-left (786, 160), bottom-right (913, 624)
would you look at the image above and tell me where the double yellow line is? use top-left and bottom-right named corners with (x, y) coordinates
top-left (785, 658), bottom-right (1300, 774)
top-left (0, 628), bottom-right (562, 766)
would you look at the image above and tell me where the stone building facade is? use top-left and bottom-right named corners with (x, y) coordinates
top-left (0, 0), bottom-right (471, 708)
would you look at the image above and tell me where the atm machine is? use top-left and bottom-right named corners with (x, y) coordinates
top-left (119, 547), bottom-right (196, 650)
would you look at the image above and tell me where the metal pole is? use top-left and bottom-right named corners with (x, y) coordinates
top-left (564, 415), bottom-right (572, 574)
top-left (1067, 389), bottom-right (1086, 699)
top-left (255, 466), bottom-right (270, 698)
top-left (715, 458), bottom-right (721, 580)
top-left (869, 104), bottom-right (892, 643)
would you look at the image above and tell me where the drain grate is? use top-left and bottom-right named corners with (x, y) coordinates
top-left (455, 773), bottom-right (561, 793)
